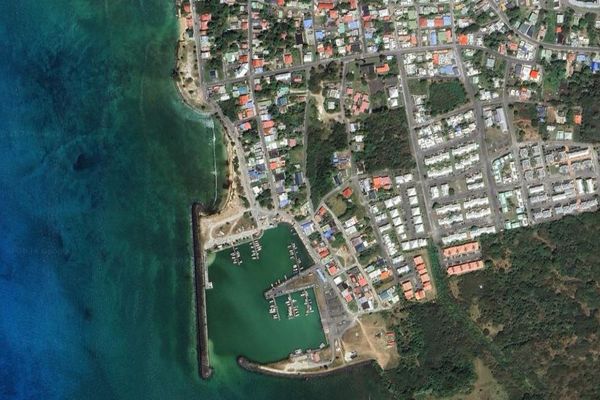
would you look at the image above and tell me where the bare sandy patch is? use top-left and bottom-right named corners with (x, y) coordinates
top-left (341, 313), bottom-right (399, 370)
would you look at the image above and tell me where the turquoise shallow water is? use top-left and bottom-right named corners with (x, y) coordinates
top-left (0, 0), bottom-right (390, 399)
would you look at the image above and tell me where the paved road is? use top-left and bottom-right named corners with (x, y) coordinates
top-left (488, 0), bottom-right (600, 52)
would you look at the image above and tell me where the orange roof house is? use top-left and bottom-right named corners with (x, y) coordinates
top-left (574, 114), bottom-right (582, 125)
top-left (447, 260), bottom-right (484, 276)
top-left (200, 13), bottom-right (211, 21)
top-left (458, 34), bottom-right (468, 45)
top-left (317, 2), bottom-right (335, 10)
top-left (443, 241), bottom-right (480, 258)
top-left (402, 281), bottom-right (414, 299)
top-left (238, 94), bottom-right (249, 105)
top-left (283, 53), bottom-right (293, 65)
top-left (530, 69), bottom-right (539, 80)
top-left (262, 119), bottom-right (274, 129)
top-left (252, 58), bottom-right (264, 68)
top-left (375, 63), bottom-right (390, 74)
top-left (414, 289), bottom-right (426, 300)
top-left (373, 176), bottom-right (392, 190)
top-left (328, 263), bottom-right (339, 275)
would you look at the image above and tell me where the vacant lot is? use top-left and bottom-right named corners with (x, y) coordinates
top-left (428, 80), bottom-right (468, 115)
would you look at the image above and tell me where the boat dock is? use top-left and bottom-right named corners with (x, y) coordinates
top-left (265, 281), bottom-right (316, 300)
top-left (191, 203), bottom-right (213, 380)
top-left (287, 243), bottom-right (301, 275)
top-left (264, 264), bottom-right (318, 299)
top-left (250, 239), bottom-right (262, 260)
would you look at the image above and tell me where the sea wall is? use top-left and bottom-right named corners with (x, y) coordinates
top-left (192, 203), bottom-right (212, 379)
top-left (237, 356), bottom-right (374, 380)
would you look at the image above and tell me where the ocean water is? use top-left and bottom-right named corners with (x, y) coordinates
top-left (0, 1), bottom-right (390, 399)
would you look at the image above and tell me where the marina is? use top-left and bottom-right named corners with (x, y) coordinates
top-left (206, 224), bottom-right (326, 364)
top-left (288, 243), bottom-right (302, 275)
top-left (268, 288), bottom-right (316, 322)
top-left (230, 245), bottom-right (242, 265)
top-left (251, 238), bottom-right (262, 260)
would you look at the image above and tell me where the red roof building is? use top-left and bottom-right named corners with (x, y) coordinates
top-left (342, 187), bottom-right (353, 198)
top-left (317, 2), bottom-right (334, 10)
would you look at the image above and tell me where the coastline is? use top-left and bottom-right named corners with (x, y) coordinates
top-left (172, 0), bottom-right (382, 381)
top-left (237, 356), bottom-right (375, 379)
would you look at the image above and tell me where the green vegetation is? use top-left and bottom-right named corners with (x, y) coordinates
top-left (583, 13), bottom-right (599, 45)
top-left (408, 79), bottom-right (429, 96)
top-left (542, 59), bottom-right (566, 99)
top-left (451, 212), bottom-right (600, 399)
top-left (381, 245), bottom-right (481, 398)
top-left (428, 80), bottom-right (467, 115)
top-left (306, 99), bottom-right (347, 208)
top-left (360, 108), bottom-right (415, 173)
top-left (219, 97), bottom-right (240, 122)
top-left (308, 62), bottom-right (341, 94)
top-left (483, 31), bottom-right (504, 50)
top-left (379, 211), bottom-right (600, 399)
top-left (384, 302), bottom-right (478, 397)
top-left (548, 67), bottom-right (600, 141)
top-left (543, 10), bottom-right (557, 43)
top-left (256, 188), bottom-right (273, 209)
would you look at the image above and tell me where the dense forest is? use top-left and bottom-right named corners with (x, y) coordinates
top-left (360, 108), bottom-right (415, 174)
top-left (305, 99), bottom-right (347, 208)
top-left (379, 212), bottom-right (600, 399)
top-left (428, 80), bottom-right (468, 115)
top-left (454, 211), bottom-right (600, 399)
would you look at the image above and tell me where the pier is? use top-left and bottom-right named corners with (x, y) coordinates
top-left (264, 264), bottom-right (318, 299)
top-left (191, 203), bottom-right (213, 380)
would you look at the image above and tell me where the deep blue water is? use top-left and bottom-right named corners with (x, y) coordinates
top-left (0, 1), bottom-right (389, 399)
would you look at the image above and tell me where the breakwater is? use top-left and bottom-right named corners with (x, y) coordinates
top-left (237, 356), bottom-right (374, 379)
top-left (191, 202), bottom-right (212, 379)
